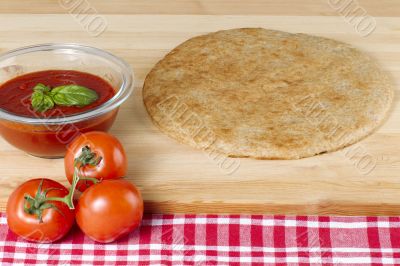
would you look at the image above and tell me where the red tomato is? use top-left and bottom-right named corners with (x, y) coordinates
top-left (6, 178), bottom-right (75, 243)
top-left (65, 131), bottom-right (127, 191)
top-left (76, 179), bottom-right (143, 243)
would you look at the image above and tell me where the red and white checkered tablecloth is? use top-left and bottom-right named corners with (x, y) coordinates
top-left (1, 213), bottom-right (400, 265)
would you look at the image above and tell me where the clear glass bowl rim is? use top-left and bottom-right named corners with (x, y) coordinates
top-left (0, 43), bottom-right (134, 125)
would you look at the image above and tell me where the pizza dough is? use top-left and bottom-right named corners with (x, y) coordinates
top-left (143, 28), bottom-right (394, 159)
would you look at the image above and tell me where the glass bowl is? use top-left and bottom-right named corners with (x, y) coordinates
top-left (0, 43), bottom-right (133, 158)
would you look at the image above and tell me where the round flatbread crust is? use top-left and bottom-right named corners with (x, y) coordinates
top-left (143, 28), bottom-right (394, 159)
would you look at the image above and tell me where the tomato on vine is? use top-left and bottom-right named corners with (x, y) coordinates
top-left (76, 179), bottom-right (143, 243)
top-left (64, 131), bottom-right (127, 191)
top-left (7, 132), bottom-right (141, 244)
top-left (6, 179), bottom-right (75, 243)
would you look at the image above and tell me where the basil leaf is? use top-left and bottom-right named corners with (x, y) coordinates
top-left (50, 85), bottom-right (98, 107)
top-left (33, 83), bottom-right (50, 93)
top-left (31, 89), bottom-right (54, 112)
top-left (30, 83), bottom-right (98, 112)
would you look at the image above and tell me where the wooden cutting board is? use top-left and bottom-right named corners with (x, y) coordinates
top-left (0, 1), bottom-right (399, 215)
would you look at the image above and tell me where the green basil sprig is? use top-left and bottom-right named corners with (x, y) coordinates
top-left (31, 84), bottom-right (54, 112)
top-left (31, 83), bottom-right (98, 112)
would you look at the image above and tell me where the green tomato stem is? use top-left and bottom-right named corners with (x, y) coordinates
top-left (23, 146), bottom-right (103, 222)
top-left (37, 147), bottom-right (102, 211)
top-left (66, 167), bottom-right (80, 209)
top-left (45, 167), bottom-right (100, 210)
top-left (46, 167), bottom-right (79, 209)
top-left (44, 196), bottom-right (70, 206)
top-left (79, 176), bottom-right (100, 184)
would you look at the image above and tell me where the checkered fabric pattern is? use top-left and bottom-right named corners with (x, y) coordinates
top-left (0, 213), bottom-right (400, 265)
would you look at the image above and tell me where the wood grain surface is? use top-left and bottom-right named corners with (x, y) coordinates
top-left (0, 1), bottom-right (399, 215)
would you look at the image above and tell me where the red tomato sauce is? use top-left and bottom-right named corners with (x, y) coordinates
top-left (0, 70), bottom-right (115, 117)
top-left (0, 70), bottom-right (119, 158)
